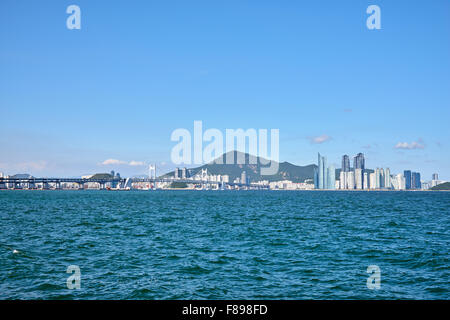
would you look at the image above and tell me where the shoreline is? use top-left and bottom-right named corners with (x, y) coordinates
top-left (0, 188), bottom-right (448, 192)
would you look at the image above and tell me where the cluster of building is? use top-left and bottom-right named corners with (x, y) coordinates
top-left (314, 153), bottom-right (336, 189)
top-left (173, 167), bottom-right (231, 183)
top-left (1, 156), bottom-right (446, 191)
top-left (314, 152), bottom-right (443, 190)
top-left (266, 180), bottom-right (314, 190)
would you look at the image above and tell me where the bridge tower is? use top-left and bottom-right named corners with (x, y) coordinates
top-left (148, 164), bottom-right (156, 179)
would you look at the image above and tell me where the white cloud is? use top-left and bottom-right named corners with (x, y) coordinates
top-left (101, 159), bottom-right (145, 166)
top-left (101, 159), bottom-right (127, 165)
top-left (394, 139), bottom-right (425, 150)
top-left (129, 160), bottom-right (145, 166)
top-left (309, 134), bottom-right (332, 144)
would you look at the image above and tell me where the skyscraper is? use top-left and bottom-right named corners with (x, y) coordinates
top-left (394, 174), bottom-right (406, 190)
top-left (322, 156), bottom-right (328, 188)
top-left (353, 153), bottom-right (365, 187)
top-left (347, 171), bottom-right (355, 189)
top-left (353, 153), bottom-right (365, 170)
top-left (412, 172), bottom-right (421, 189)
top-left (318, 153), bottom-right (324, 189)
top-left (314, 167), bottom-right (319, 189)
top-left (416, 172), bottom-right (421, 189)
top-left (385, 168), bottom-right (391, 189)
top-left (327, 165), bottom-right (335, 189)
top-left (363, 172), bottom-right (369, 189)
top-left (369, 172), bottom-right (376, 189)
top-left (355, 168), bottom-right (363, 189)
top-left (375, 168), bottom-right (381, 189)
top-left (404, 170), bottom-right (412, 190)
top-left (432, 173), bottom-right (438, 180)
top-left (342, 155), bottom-right (350, 172)
top-left (315, 153), bottom-right (335, 189)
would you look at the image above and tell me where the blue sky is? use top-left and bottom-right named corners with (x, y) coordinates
top-left (1, 0), bottom-right (449, 180)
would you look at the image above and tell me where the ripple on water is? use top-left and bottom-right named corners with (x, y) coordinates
top-left (0, 190), bottom-right (448, 299)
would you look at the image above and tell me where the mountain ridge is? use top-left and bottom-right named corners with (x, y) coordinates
top-left (162, 151), bottom-right (316, 183)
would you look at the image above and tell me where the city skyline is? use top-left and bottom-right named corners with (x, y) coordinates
top-left (0, 149), bottom-right (444, 188)
top-left (1, 1), bottom-right (449, 180)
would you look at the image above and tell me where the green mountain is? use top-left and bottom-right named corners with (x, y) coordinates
top-left (162, 151), bottom-right (316, 183)
top-left (89, 173), bottom-right (114, 179)
top-left (430, 182), bottom-right (450, 190)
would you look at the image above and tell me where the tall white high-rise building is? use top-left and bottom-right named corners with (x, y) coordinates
top-left (394, 174), bottom-right (405, 190)
top-left (384, 168), bottom-right (391, 189)
top-left (369, 172), bottom-right (376, 189)
top-left (375, 168), bottom-right (380, 189)
top-left (355, 168), bottom-right (363, 189)
top-left (363, 172), bottom-right (369, 189)
top-left (347, 171), bottom-right (355, 189)
top-left (327, 165), bottom-right (335, 189)
top-left (339, 171), bottom-right (346, 189)
top-left (379, 168), bottom-right (385, 188)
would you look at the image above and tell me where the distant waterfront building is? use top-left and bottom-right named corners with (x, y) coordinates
top-left (347, 171), bottom-right (355, 189)
top-left (363, 172), bottom-right (369, 189)
top-left (342, 155), bottom-right (350, 172)
top-left (345, 171), bottom-right (354, 189)
top-left (327, 165), bottom-right (335, 189)
top-left (384, 168), bottom-right (391, 189)
top-left (416, 172), bottom-right (421, 189)
top-left (404, 170), bottom-right (412, 190)
top-left (339, 171), bottom-right (346, 189)
top-left (316, 153), bottom-right (326, 189)
top-left (353, 153), bottom-right (365, 170)
top-left (431, 173), bottom-right (444, 188)
top-left (355, 168), bottom-right (363, 190)
top-left (110, 170), bottom-right (115, 178)
top-left (0, 172), bottom-right (4, 178)
top-left (353, 153), bottom-right (365, 188)
top-left (318, 153), bottom-right (324, 189)
top-left (369, 172), bottom-right (376, 189)
top-left (174, 167), bottom-right (185, 179)
top-left (421, 181), bottom-right (430, 190)
top-left (241, 171), bottom-right (249, 185)
top-left (375, 168), bottom-right (380, 189)
top-left (412, 172), bottom-right (421, 189)
top-left (314, 168), bottom-right (319, 189)
top-left (393, 174), bottom-right (406, 190)
top-left (315, 153), bottom-right (336, 189)
top-left (379, 168), bottom-right (385, 188)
